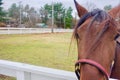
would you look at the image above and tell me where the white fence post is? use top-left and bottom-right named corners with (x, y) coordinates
top-left (20, 28), bottom-right (23, 34)
top-left (29, 28), bottom-right (32, 33)
top-left (16, 71), bottom-right (25, 80)
top-left (16, 71), bottom-right (31, 80)
top-left (24, 72), bottom-right (31, 80)
top-left (7, 28), bottom-right (10, 34)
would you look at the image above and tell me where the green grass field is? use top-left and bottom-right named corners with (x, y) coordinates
top-left (0, 33), bottom-right (77, 71)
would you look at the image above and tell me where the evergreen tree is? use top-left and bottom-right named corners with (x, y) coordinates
top-left (0, 0), bottom-right (3, 13)
top-left (0, 0), bottom-right (6, 22)
top-left (40, 3), bottom-right (73, 28)
top-left (65, 7), bottom-right (73, 28)
top-left (104, 5), bottom-right (112, 11)
top-left (8, 3), bottom-right (19, 20)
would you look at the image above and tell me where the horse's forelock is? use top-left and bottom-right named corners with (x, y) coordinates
top-left (94, 10), bottom-right (109, 22)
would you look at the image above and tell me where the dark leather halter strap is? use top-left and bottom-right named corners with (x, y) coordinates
top-left (75, 59), bottom-right (109, 80)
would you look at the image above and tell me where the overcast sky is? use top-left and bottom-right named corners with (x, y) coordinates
top-left (2, 0), bottom-right (120, 11)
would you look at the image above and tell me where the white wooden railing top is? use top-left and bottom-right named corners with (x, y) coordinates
top-left (0, 60), bottom-right (76, 80)
top-left (0, 60), bottom-right (118, 80)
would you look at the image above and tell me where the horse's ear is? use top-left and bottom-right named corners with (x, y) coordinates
top-left (108, 5), bottom-right (120, 18)
top-left (74, 0), bottom-right (88, 18)
top-left (108, 8), bottom-right (116, 18)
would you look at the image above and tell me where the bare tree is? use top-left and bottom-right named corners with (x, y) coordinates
top-left (84, 2), bottom-right (97, 11)
top-left (104, 5), bottom-right (112, 11)
top-left (23, 5), bottom-right (39, 28)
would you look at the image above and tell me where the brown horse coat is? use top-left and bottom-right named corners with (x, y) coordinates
top-left (73, 0), bottom-right (120, 80)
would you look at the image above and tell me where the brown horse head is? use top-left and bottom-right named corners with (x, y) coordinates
top-left (73, 0), bottom-right (118, 80)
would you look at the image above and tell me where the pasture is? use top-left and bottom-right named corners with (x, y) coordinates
top-left (0, 33), bottom-right (77, 71)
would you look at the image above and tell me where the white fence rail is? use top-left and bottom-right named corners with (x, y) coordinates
top-left (0, 60), bottom-right (117, 80)
top-left (0, 28), bottom-right (73, 34)
top-left (0, 60), bottom-right (76, 80)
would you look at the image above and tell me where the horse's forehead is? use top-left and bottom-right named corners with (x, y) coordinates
top-left (79, 18), bottom-right (101, 28)
top-left (77, 18), bottom-right (91, 32)
top-left (76, 9), bottom-right (117, 38)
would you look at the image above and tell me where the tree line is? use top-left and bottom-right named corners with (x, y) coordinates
top-left (0, 0), bottom-right (73, 28)
top-left (0, 0), bottom-right (113, 28)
